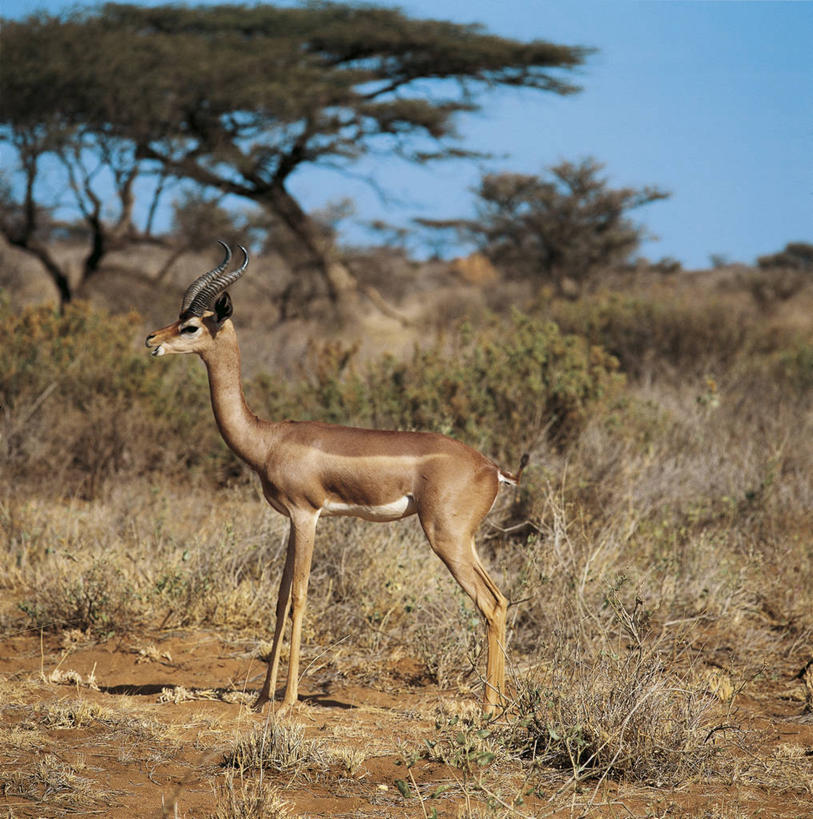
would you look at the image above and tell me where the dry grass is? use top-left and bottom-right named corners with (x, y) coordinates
top-left (1, 262), bottom-right (811, 816)
top-left (223, 718), bottom-right (329, 775)
top-left (2, 752), bottom-right (112, 812)
top-left (210, 772), bottom-right (292, 819)
top-left (503, 635), bottom-right (717, 786)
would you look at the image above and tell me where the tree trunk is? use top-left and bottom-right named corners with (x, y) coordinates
top-left (6, 238), bottom-right (73, 308)
top-left (266, 183), bottom-right (361, 321)
top-left (38, 248), bottom-right (73, 308)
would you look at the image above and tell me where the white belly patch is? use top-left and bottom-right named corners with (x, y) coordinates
top-left (322, 495), bottom-right (416, 522)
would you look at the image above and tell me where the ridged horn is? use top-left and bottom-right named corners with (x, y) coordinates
top-left (212, 245), bottom-right (249, 294)
top-left (181, 243), bottom-right (249, 318)
top-left (180, 240), bottom-right (232, 317)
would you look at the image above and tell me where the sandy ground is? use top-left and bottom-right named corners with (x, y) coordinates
top-left (1, 628), bottom-right (812, 818)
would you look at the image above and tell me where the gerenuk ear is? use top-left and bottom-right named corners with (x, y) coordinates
top-left (214, 292), bottom-right (233, 325)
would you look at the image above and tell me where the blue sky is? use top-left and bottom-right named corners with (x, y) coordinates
top-left (2, 0), bottom-right (811, 268)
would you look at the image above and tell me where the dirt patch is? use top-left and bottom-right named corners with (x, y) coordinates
top-left (1, 629), bottom-right (811, 818)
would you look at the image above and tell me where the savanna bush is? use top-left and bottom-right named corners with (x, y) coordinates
top-left (547, 292), bottom-right (764, 380)
top-left (503, 648), bottom-right (716, 786)
top-left (2, 298), bottom-right (622, 496)
top-left (0, 297), bottom-right (236, 495)
top-left (776, 338), bottom-right (813, 393)
top-left (253, 311), bottom-right (624, 459)
top-left (18, 556), bottom-right (143, 637)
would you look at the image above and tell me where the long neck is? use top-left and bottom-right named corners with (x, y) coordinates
top-left (200, 323), bottom-right (265, 470)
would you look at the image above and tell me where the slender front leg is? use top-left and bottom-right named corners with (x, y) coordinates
top-left (254, 526), bottom-right (296, 711)
top-left (281, 510), bottom-right (318, 707)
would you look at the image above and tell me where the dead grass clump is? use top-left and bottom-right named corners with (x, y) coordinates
top-left (5, 484), bottom-right (293, 639)
top-left (483, 496), bottom-right (724, 789)
top-left (502, 646), bottom-right (716, 787)
top-left (42, 667), bottom-right (100, 690)
top-left (414, 583), bottom-right (486, 691)
top-left (147, 498), bottom-right (289, 633)
top-left (223, 719), bottom-right (328, 775)
top-left (39, 699), bottom-right (113, 729)
top-left (158, 685), bottom-right (216, 704)
top-left (210, 771), bottom-right (292, 819)
top-left (304, 514), bottom-right (522, 697)
top-left (327, 744), bottom-right (368, 776)
top-left (19, 556), bottom-right (143, 637)
top-left (302, 516), bottom-right (467, 675)
top-left (1, 752), bottom-right (111, 811)
top-left (29, 697), bottom-right (170, 748)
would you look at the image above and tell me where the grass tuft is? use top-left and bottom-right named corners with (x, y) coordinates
top-left (209, 771), bottom-right (292, 819)
top-left (223, 719), bottom-right (328, 776)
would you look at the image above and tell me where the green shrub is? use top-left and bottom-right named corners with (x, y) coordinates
top-left (776, 339), bottom-right (813, 393)
top-left (1, 296), bottom-right (625, 497)
top-left (0, 296), bottom-right (237, 494)
top-left (254, 311), bottom-right (624, 458)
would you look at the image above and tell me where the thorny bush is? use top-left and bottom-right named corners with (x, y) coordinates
top-left (1, 298), bottom-right (622, 495)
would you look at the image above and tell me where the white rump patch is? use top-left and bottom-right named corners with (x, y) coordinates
top-left (498, 472), bottom-right (518, 486)
top-left (322, 495), bottom-right (416, 522)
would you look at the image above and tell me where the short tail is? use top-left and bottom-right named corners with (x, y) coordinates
top-left (498, 452), bottom-right (530, 486)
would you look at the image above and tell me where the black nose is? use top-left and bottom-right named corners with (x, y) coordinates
top-left (145, 334), bottom-right (154, 348)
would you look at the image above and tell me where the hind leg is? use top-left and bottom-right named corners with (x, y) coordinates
top-left (419, 513), bottom-right (507, 710)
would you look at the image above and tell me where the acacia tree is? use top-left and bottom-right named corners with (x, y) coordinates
top-left (0, 126), bottom-right (172, 305)
top-left (467, 160), bottom-right (668, 295)
top-left (0, 11), bottom-right (178, 303)
top-left (758, 242), bottom-right (813, 272)
top-left (747, 241), bottom-right (813, 308)
top-left (0, 2), bottom-right (589, 314)
top-left (0, 128), bottom-right (74, 304)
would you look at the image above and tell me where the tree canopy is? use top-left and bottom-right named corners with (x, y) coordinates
top-left (0, 2), bottom-right (591, 309)
top-left (453, 160), bottom-right (668, 294)
top-left (757, 242), bottom-right (813, 273)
